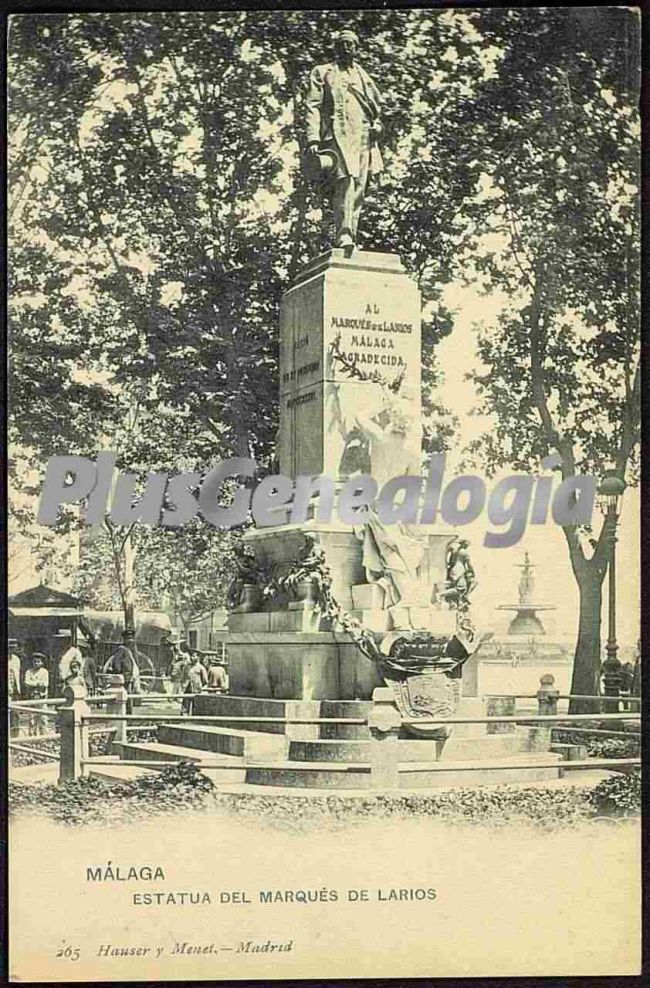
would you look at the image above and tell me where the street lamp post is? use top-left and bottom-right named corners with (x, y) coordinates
top-left (597, 472), bottom-right (626, 667)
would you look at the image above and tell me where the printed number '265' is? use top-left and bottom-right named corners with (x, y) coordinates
top-left (56, 943), bottom-right (80, 961)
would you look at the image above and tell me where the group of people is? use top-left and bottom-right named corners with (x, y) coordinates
top-left (9, 629), bottom-right (229, 732)
top-left (9, 633), bottom-right (101, 734)
top-left (166, 639), bottom-right (228, 715)
top-left (8, 641), bottom-right (50, 705)
top-left (9, 633), bottom-right (97, 699)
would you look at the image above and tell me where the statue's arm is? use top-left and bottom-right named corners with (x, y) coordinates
top-left (364, 70), bottom-right (383, 134)
top-left (350, 382), bottom-right (386, 440)
top-left (353, 409), bottom-right (385, 443)
top-left (461, 551), bottom-right (477, 591)
top-left (305, 66), bottom-right (325, 146)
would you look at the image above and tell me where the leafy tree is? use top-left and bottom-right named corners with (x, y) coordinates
top-left (463, 7), bottom-right (640, 704)
top-left (73, 521), bottom-right (240, 632)
top-left (63, 398), bottom-right (234, 630)
top-left (130, 523), bottom-right (240, 632)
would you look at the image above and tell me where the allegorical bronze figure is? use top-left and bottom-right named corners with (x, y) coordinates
top-left (304, 29), bottom-right (384, 249)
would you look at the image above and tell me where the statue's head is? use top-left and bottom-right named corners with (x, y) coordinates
top-left (334, 29), bottom-right (359, 64)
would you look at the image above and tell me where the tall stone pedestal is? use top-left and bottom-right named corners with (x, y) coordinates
top-left (278, 248), bottom-right (422, 481)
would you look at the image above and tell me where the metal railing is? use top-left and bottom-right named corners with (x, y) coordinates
top-left (9, 673), bottom-right (641, 788)
top-left (484, 693), bottom-right (640, 710)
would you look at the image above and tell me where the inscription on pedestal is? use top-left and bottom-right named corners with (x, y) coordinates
top-left (278, 250), bottom-right (421, 481)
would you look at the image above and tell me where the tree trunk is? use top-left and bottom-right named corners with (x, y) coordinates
top-left (569, 571), bottom-right (603, 713)
top-left (122, 531), bottom-right (136, 635)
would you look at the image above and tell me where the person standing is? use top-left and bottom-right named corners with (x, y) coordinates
top-left (184, 651), bottom-right (207, 715)
top-left (8, 640), bottom-right (22, 736)
top-left (104, 632), bottom-right (137, 713)
top-left (618, 661), bottom-right (634, 712)
top-left (24, 653), bottom-right (49, 735)
top-left (8, 640), bottom-right (21, 699)
top-left (206, 657), bottom-right (228, 693)
top-left (55, 630), bottom-right (82, 694)
top-left (161, 629), bottom-right (181, 691)
top-left (80, 643), bottom-right (97, 695)
top-left (170, 646), bottom-right (191, 707)
top-left (104, 633), bottom-right (136, 689)
top-left (305, 29), bottom-right (384, 248)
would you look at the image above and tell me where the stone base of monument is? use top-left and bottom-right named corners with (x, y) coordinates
top-left (110, 694), bottom-right (564, 791)
top-left (230, 520), bottom-right (469, 701)
top-left (223, 623), bottom-right (480, 701)
top-left (241, 753), bottom-right (563, 790)
top-left (243, 522), bottom-right (366, 612)
top-left (225, 631), bottom-right (384, 701)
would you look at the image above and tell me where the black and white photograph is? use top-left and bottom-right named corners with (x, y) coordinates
top-left (6, 3), bottom-right (642, 980)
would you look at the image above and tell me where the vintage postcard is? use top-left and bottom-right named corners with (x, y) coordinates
top-left (7, 4), bottom-right (642, 981)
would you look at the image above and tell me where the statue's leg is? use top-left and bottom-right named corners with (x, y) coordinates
top-left (351, 146), bottom-right (371, 241)
top-left (333, 176), bottom-right (355, 245)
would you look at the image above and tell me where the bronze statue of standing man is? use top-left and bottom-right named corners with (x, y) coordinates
top-left (305, 29), bottom-right (384, 249)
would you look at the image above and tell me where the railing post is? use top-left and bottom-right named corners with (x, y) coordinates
top-left (57, 681), bottom-right (90, 783)
top-left (104, 674), bottom-right (128, 744)
top-left (367, 687), bottom-right (402, 790)
top-left (537, 674), bottom-right (559, 717)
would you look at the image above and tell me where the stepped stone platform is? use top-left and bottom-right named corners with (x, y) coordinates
top-left (243, 752), bottom-right (563, 789)
top-left (104, 694), bottom-right (582, 792)
top-left (158, 723), bottom-right (287, 759)
top-left (208, 769), bottom-right (617, 798)
top-left (192, 694), bottom-right (322, 739)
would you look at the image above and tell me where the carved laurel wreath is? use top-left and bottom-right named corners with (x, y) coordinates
top-left (329, 333), bottom-right (405, 394)
top-left (268, 534), bottom-right (381, 661)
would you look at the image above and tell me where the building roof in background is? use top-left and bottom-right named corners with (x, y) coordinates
top-left (9, 584), bottom-right (81, 608)
top-left (8, 606), bottom-right (83, 618)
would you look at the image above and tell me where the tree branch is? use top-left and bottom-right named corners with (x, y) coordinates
top-left (615, 358), bottom-right (640, 475)
top-left (119, 521), bottom-right (138, 555)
